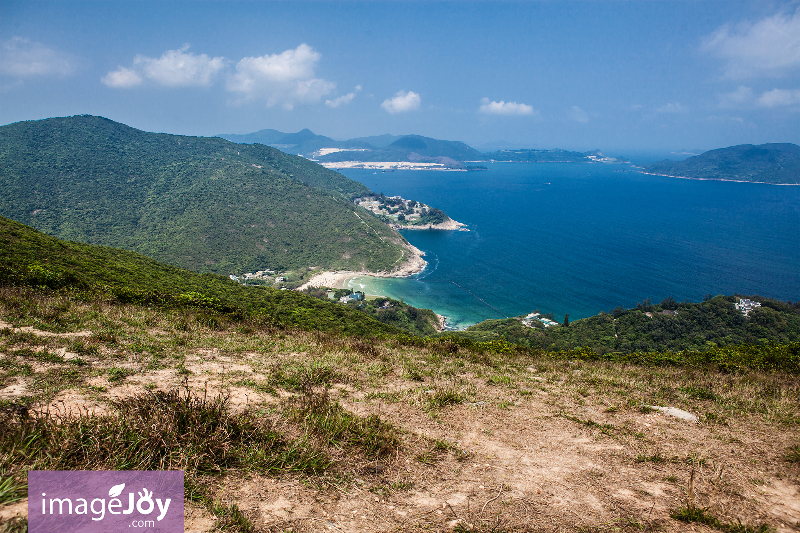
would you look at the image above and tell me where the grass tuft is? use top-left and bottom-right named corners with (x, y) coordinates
top-left (784, 445), bottom-right (800, 464)
top-left (0, 388), bottom-right (329, 494)
top-left (426, 387), bottom-right (465, 410)
top-left (671, 505), bottom-right (774, 533)
top-left (289, 383), bottom-right (400, 458)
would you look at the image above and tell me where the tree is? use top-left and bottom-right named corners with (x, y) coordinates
top-left (563, 314), bottom-right (569, 327)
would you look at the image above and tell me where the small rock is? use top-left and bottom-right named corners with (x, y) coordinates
top-left (647, 405), bottom-right (698, 422)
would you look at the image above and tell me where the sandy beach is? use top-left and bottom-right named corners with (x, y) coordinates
top-left (295, 243), bottom-right (427, 292)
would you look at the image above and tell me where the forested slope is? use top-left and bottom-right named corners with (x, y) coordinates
top-left (0, 115), bottom-right (405, 275)
top-left (0, 216), bottom-right (400, 337)
top-left (464, 296), bottom-right (800, 353)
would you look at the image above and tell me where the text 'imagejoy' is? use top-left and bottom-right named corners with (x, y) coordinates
top-left (28, 470), bottom-right (183, 532)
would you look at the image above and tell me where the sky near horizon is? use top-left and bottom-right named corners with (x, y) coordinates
top-left (1, 1), bottom-right (800, 154)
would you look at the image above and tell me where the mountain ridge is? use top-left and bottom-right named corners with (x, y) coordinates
top-left (0, 115), bottom-right (411, 276)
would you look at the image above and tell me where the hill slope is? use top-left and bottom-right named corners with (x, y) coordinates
top-left (644, 143), bottom-right (800, 184)
top-left (463, 296), bottom-right (800, 353)
top-left (0, 116), bottom-right (409, 275)
top-left (0, 215), bottom-right (402, 337)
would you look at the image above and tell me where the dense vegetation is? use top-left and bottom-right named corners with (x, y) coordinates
top-left (359, 195), bottom-right (450, 226)
top-left (0, 216), bottom-right (400, 338)
top-left (302, 287), bottom-right (441, 336)
top-left (464, 295), bottom-right (800, 354)
top-left (0, 115), bottom-right (408, 275)
top-left (645, 143), bottom-right (800, 184)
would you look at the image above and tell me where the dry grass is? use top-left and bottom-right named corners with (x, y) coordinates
top-left (1, 287), bottom-right (799, 532)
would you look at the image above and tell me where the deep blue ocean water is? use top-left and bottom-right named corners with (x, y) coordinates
top-left (338, 163), bottom-right (800, 330)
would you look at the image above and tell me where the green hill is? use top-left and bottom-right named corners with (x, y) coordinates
top-left (644, 143), bottom-right (800, 184)
top-left (0, 115), bottom-right (409, 275)
top-left (315, 135), bottom-right (483, 166)
top-left (0, 215), bottom-right (402, 337)
top-left (462, 296), bottom-right (800, 353)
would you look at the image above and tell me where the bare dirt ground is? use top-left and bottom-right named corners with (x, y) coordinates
top-left (1, 299), bottom-right (799, 532)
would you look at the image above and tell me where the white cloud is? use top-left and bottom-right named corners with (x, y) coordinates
top-left (567, 105), bottom-right (590, 123)
top-left (757, 88), bottom-right (800, 108)
top-left (479, 98), bottom-right (536, 116)
top-left (718, 85), bottom-right (754, 108)
top-left (135, 45), bottom-right (225, 87)
top-left (701, 8), bottom-right (800, 78)
top-left (656, 102), bottom-right (686, 114)
top-left (227, 43), bottom-right (334, 108)
top-left (0, 36), bottom-right (79, 78)
top-left (103, 44), bottom-right (225, 88)
top-left (101, 66), bottom-right (142, 88)
top-left (326, 85), bottom-right (362, 108)
top-left (381, 90), bottom-right (421, 114)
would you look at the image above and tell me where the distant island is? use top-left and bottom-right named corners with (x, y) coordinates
top-left (643, 143), bottom-right (800, 185)
top-left (217, 128), bottom-right (630, 169)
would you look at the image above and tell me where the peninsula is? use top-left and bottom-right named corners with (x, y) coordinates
top-left (354, 194), bottom-right (467, 231)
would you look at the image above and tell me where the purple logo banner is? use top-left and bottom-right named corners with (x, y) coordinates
top-left (28, 471), bottom-right (184, 532)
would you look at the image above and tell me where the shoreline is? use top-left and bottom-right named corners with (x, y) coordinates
top-left (639, 170), bottom-right (800, 186)
top-left (319, 161), bottom-right (466, 171)
top-left (391, 218), bottom-right (467, 231)
top-left (295, 242), bottom-right (427, 292)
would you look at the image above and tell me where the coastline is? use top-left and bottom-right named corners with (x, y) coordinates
top-left (639, 170), bottom-right (800, 186)
top-left (391, 218), bottom-right (467, 231)
top-left (295, 242), bottom-right (427, 292)
top-left (296, 243), bottom-right (455, 332)
top-left (320, 161), bottom-right (466, 171)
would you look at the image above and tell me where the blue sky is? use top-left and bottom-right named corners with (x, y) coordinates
top-left (1, 0), bottom-right (799, 153)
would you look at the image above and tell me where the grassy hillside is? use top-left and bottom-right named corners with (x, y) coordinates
top-left (464, 295), bottom-right (800, 354)
top-left (645, 143), bottom-right (800, 184)
top-left (0, 115), bottom-right (407, 275)
top-left (1, 259), bottom-right (797, 532)
top-left (0, 216), bottom-right (402, 338)
top-left (1, 211), bottom-right (798, 532)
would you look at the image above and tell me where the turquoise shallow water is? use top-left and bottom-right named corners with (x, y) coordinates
top-left (338, 163), bottom-right (800, 330)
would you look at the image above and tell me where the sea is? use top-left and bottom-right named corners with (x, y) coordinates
top-left (337, 163), bottom-right (800, 330)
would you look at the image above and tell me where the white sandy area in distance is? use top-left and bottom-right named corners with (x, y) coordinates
top-left (320, 161), bottom-right (465, 171)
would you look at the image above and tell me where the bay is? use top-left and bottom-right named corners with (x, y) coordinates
top-left (338, 163), bottom-right (800, 330)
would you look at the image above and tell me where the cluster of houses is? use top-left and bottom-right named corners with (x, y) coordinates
top-left (339, 292), bottom-right (365, 304)
top-left (354, 195), bottom-right (425, 223)
top-left (521, 312), bottom-right (559, 328)
top-left (229, 270), bottom-right (285, 284)
top-left (735, 298), bottom-right (762, 317)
